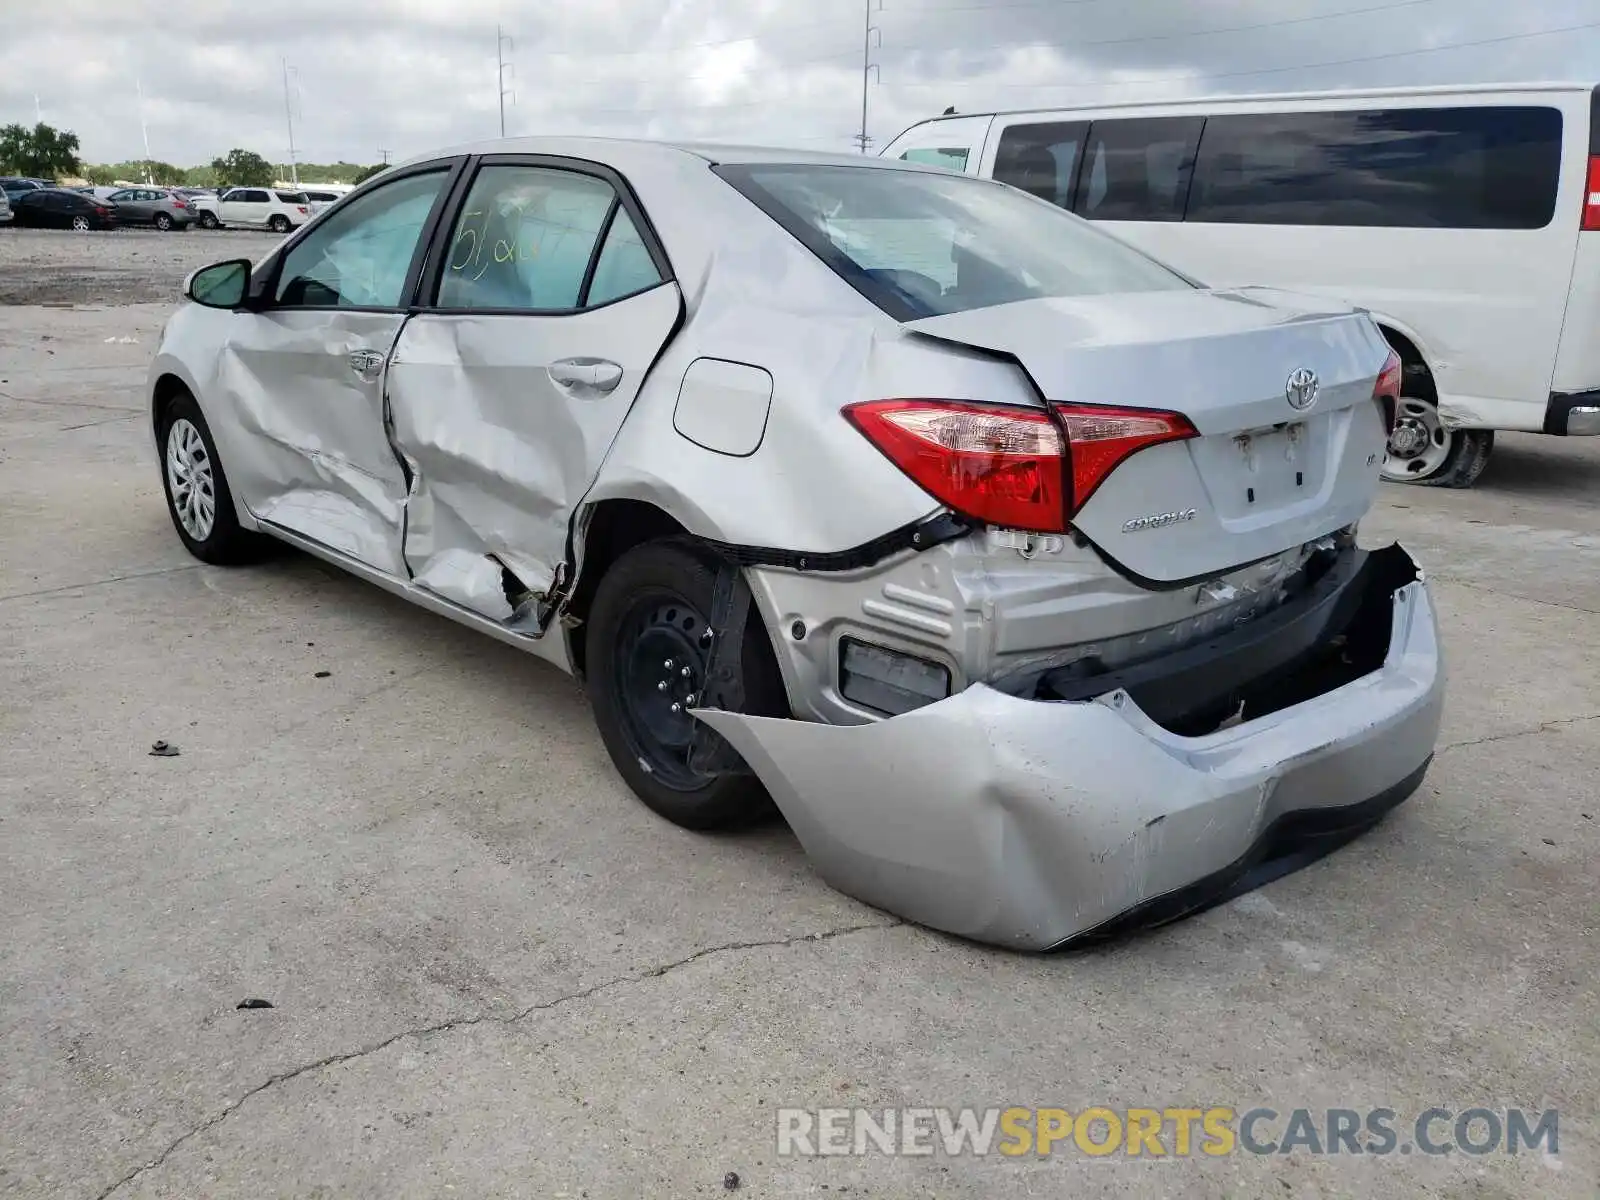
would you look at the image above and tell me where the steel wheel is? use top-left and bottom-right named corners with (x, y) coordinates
top-left (613, 592), bottom-right (718, 792)
top-left (70, 215), bottom-right (90, 232)
top-left (1381, 397), bottom-right (1453, 482)
top-left (165, 417), bottom-right (216, 541)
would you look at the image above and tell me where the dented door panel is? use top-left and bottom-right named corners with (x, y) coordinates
top-left (385, 282), bottom-right (682, 620)
top-left (217, 309), bottom-right (410, 573)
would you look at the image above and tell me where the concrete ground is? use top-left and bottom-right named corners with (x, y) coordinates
top-left (1, 230), bottom-right (1596, 1199)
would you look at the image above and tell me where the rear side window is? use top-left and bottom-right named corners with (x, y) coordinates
top-left (437, 165), bottom-right (619, 311)
top-left (1187, 107), bottom-right (1563, 229)
top-left (992, 121), bottom-right (1087, 208)
top-left (585, 208), bottom-right (664, 306)
top-left (1075, 117), bottom-right (1202, 222)
top-left (899, 147), bottom-right (970, 172)
top-left (276, 191), bottom-right (308, 204)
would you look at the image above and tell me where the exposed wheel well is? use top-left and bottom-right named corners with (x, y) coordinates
top-left (1377, 326), bottom-right (1437, 405)
top-left (151, 373), bottom-right (190, 433)
top-left (565, 499), bottom-right (692, 677)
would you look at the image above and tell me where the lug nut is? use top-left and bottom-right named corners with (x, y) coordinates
top-left (670, 703), bottom-right (682, 713)
top-left (657, 680), bottom-right (669, 691)
top-left (681, 666), bottom-right (692, 677)
top-left (684, 693), bottom-right (696, 704)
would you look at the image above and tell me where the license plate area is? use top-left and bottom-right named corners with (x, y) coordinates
top-left (1206, 419), bottom-right (1327, 514)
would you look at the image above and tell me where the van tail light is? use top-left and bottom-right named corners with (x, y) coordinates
top-left (1373, 348), bottom-right (1403, 433)
top-left (1583, 155), bottom-right (1600, 232)
top-left (842, 399), bottom-right (1195, 533)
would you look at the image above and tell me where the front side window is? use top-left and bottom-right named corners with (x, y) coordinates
top-left (274, 169), bottom-right (449, 308)
top-left (719, 162), bottom-right (1192, 321)
top-left (1074, 117), bottom-right (1203, 222)
top-left (992, 121), bottom-right (1087, 208)
top-left (436, 165), bottom-right (619, 311)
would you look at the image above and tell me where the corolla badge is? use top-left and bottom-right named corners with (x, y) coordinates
top-left (1122, 508), bottom-right (1198, 533)
top-left (1285, 366), bottom-right (1320, 411)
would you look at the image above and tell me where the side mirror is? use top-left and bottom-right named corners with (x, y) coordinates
top-left (185, 259), bottom-right (251, 309)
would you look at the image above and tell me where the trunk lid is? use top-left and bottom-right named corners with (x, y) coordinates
top-left (905, 287), bottom-right (1392, 584)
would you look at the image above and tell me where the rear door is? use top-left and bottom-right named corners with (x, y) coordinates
top-left (211, 161), bottom-right (463, 574)
top-left (384, 156), bottom-right (682, 624)
top-left (220, 188), bottom-right (268, 226)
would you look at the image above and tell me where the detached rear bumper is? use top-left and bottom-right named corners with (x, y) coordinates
top-left (696, 543), bottom-right (1443, 950)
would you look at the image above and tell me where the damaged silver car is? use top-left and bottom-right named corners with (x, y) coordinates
top-left (147, 138), bottom-right (1443, 949)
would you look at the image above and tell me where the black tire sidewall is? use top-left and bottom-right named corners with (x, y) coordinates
top-left (585, 539), bottom-right (788, 831)
top-left (269, 216), bottom-right (289, 233)
top-left (155, 390), bottom-right (258, 564)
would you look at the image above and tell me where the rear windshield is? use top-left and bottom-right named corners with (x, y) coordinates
top-left (715, 162), bottom-right (1192, 320)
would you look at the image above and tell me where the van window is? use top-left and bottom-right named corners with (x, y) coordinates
top-left (899, 147), bottom-right (970, 172)
top-left (993, 121), bottom-right (1086, 208)
top-left (1187, 107), bottom-right (1563, 229)
top-left (1074, 117), bottom-right (1202, 222)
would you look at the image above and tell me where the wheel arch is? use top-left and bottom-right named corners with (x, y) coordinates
top-left (1373, 321), bottom-right (1438, 405)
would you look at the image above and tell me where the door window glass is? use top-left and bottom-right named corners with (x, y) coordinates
top-left (900, 147), bottom-right (970, 172)
top-left (274, 169), bottom-right (449, 308)
top-left (992, 121), bottom-right (1087, 208)
top-left (437, 165), bottom-right (617, 311)
top-left (1073, 117), bottom-right (1203, 222)
top-left (585, 207), bottom-right (663, 306)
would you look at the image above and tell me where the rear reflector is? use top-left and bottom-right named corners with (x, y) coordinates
top-left (843, 398), bottom-right (1195, 533)
top-left (1584, 156), bottom-right (1600, 232)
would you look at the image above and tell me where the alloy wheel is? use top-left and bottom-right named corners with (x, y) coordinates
top-left (165, 418), bottom-right (217, 541)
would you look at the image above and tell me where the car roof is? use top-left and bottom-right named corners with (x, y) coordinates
top-left (394, 135), bottom-right (947, 174)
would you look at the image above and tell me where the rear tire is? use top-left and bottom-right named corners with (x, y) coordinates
top-left (1381, 394), bottom-right (1493, 488)
top-left (268, 214), bottom-right (290, 233)
top-left (154, 212), bottom-right (172, 231)
top-left (69, 215), bottom-right (89, 232)
top-left (156, 389), bottom-right (269, 565)
top-left (585, 539), bottom-right (790, 831)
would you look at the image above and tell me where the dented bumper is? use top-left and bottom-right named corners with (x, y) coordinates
top-left (696, 544), bottom-right (1443, 950)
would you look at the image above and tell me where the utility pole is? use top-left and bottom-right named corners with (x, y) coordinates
top-left (33, 94), bottom-right (42, 124)
top-left (855, 0), bottom-right (882, 154)
top-left (497, 26), bottom-right (516, 137)
top-left (379, 148), bottom-right (390, 165)
top-left (136, 78), bottom-right (154, 182)
top-left (282, 59), bottom-right (300, 186)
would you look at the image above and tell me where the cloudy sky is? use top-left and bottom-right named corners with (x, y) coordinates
top-left (3, 0), bottom-right (1598, 168)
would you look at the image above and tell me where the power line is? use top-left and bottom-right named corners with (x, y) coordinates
top-left (898, 18), bottom-right (1600, 91)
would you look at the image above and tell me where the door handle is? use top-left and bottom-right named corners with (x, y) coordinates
top-left (348, 348), bottom-right (385, 381)
top-left (549, 358), bottom-right (623, 394)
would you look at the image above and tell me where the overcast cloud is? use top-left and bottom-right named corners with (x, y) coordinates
top-left (3, 0), bottom-right (1597, 167)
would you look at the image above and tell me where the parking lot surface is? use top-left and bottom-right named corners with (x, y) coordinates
top-left (1, 229), bottom-right (1596, 1198)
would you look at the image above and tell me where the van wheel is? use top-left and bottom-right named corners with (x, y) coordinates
top-left (1381, 396), bottom-right (1493, 488)
top-left (585, 539), bottom-right (789, 831)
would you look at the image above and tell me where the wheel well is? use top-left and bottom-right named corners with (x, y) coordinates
top-left (151, 373), bottom-right (189, 432)
top-left (565, 499), bottom-right (691, 677)
top-left (1377, 326), bottom-right (1437, 405)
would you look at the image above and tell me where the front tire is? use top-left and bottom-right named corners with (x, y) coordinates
top-left (199, 211), bottom-right (219, 230)
top-left (156, 389), bottom-right (267, 565)
top-left (1381, 395), bottom-right (1493, 488)
top-left (268, 215), bottom-right (290, 233)
top-left (585, 539), bottom-right (790, 831)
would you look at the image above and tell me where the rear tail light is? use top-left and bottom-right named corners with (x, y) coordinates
top-left (842, 398), bottom-right (1195, 534)
top-left (1583, 155), bottom-right (1600, 232)
top-left (1373, 348), bottom-right (1403, 433)
top-left (297, 205), bottom-right (308, 214)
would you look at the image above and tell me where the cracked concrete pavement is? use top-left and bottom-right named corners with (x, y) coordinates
top-left (1, 243), bottom-right (1597, 1198)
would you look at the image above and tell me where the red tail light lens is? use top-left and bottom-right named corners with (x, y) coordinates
top-left (1583, 155), bottom-right (1600, 232)
top-left (843, 399), bottom-right (1195, 533)
top-left (1053, 403), bottom-right (1197, 511)
top-left (1373, 348), bottom-right (1403, 433)
top-left (297, 205), bottom-right (308, 213)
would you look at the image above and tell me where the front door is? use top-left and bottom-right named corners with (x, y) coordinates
top-left (212, 163), bottom-right (460, 574)
top-left (385, 159), bottom-right (681, 625)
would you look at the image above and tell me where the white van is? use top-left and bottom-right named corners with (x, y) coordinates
top-left (881, 83), bottom-right (1600, 486)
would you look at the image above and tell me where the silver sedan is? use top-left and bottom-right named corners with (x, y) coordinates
top-left (145, 138), bottom-right (1442, 949)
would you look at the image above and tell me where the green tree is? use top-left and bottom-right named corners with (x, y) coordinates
top-left (82, 163), bottom-right (118, 185)
top-left (209, 148), bottom-right (274, 188)
top-left (0, 122), bottom-right (82, 179)
top-left (352, 162), bottom-right (388, 185)
top-left (183, 164), bottom-right (218, 188)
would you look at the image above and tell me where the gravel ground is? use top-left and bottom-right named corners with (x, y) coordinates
top-left (1, 231), bottom-right (1597, 1199)
top-left (0, 227), bottom-right (276, 305)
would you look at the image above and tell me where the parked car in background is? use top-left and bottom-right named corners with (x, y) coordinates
top-left (1, 177), bottom-right (52, 198)
top-left (0, 190), bottom-right (11, 225)
top-left (105, 186), bottom-right (194, 231)
top-left (10, 188), bottom-right (117, 230)
top-left (208, 187), bottom-right (311, 232)
top-left (881, 81), bottom-right (1600, 486)
top-left (301, 188), bottom-right (344, 215)
top-left (146, 138), bottom-right (1442, 950)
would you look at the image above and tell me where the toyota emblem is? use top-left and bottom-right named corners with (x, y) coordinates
top-left (1285, 367), bottom-right (1320, 411)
